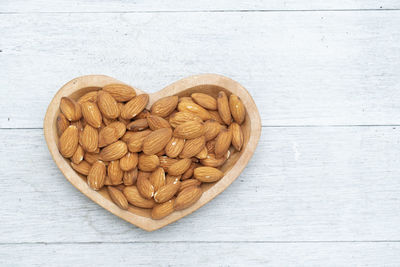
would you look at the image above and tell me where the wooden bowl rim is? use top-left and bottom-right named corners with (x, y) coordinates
top-left (43, 74), bottom-right (261, 231)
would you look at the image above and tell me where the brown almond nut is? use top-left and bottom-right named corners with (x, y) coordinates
top-left (59, 125), bottom-right (79, 158)
top-left (151, 96), bottom-right (179, 117)
top-left (149, 167), bottom-right (166, 192)
top-left (209, 110), bottom-right (225, 125)
top-left (60, 97), bottom-right (82, 122)
top-left (182, 162), bottom-right (198, 180)
top-left (71, 119), bottom-right (84, 132)
top-left (71, 145), bottom-right (84, 164)
top-left (87, 161), bottom-right (106, 190)
top-left (103, 84), bottom-right (136, 102)
top-left (177, 101), bottom-right (211, 121)
top-left (114, 184), bottom-right (126, 191)
top-left (84, 152), bottom-right (100, 165)
top-left (217, 91), bottom-right (232, 125)
top-left (104, 175), bottom-right (113, 185)
top-left (195, 147), bottom-right (208, 160)
top-left (159, 156), bottom-right (178, 172)
top-left (191, 93), bottom-right (217, 110)
top-left (142, 128), bottom-right (172, 155)
top-left (154, 180), bottom-right (181, 203)
top-left (179, 179), bottom-right (201, 192)
top-left (100, 141), bottom-right (128, 161)
top-left (136, 109), bottom-right (151, 119)
top-left (179, 96), bottom-right (195, 103)
top-left (123, 168), bottom-right (138, 185)
top-left (229, 94), bottom-right (246, 124)
top-left (107, 186), bottom-right (129, 210)
top-left (229, 123), bottom-right (244, 151)
top-left (127, 119), bottom-right (148, 132)
top-left (203, 120), bottom-right (221, 141)
top-left (166, 174), bottom-right (181, 184)
top-left (108, 160), bottom-right (124, 185)
top-left (78, 91), bottom-right (98, 104)
top-left (165, 137), bottom-right (185, 158)
top-left (121, 131), bottom-right (135, 143)
top-left (147, 115), bottom-right (171, 131)
top-left (119, 152), bottom-right (138, 171)
top-left (156, 149), bottom-right (166, 157)
top-left (56, 113), bottom-right (70, 136)
top-left (81, 101), bottom-right (102, 128)
top-left (71, 160), bottom-right (91, 176)
top-left (179, 136), bottom-right (206, 159)
top-left (137, 173), bottom-right (155, 199)
top-left (80, 124), bottom-right (98, 153)
top-left (138, 170), bottom-right (151, 180)
top-left (206, 140), bottom-right (216, 154)
top-left (98, 121), bottom-right (126, 147)
top-left (103, 116), bottom-right (117, 126)
top-left (215, 129), bottom-right (232, 158)
top-left (151, 199), bottom-right (175, 220)
top-left (121, 94), bottom-right (149, 120)
top-left (174, 186), bottom-right (202, 211)
top-left (126, 130), bottom-right (152, 152)
top-left (168, 158), bottom-right (192, 176)
top-left (173, 121), bottom-right (204, 139)
top-left (123, 186), bottom-right (156, 208)
top-left (138, 154), bottom-right (160, 172)
top-left (97, 90), bottom-right (120, 119)
top-left (194, 166), bottom-right (224, 183)
top-left (169, 111), bottom-right (203, 128)
top-left (200, 153), bottom-right (227, 167)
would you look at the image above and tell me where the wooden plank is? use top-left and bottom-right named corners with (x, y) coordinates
top-left (1, 242), bottom-right (400, 266)
top-left (1, 126), bottom-right (400, 242)
top-left (1, 0), bottom-right (399, 13)
top-left (1, 11), bottom-right (400, 128)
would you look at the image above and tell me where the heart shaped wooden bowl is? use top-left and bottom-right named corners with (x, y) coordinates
top-left (44, 74), bottom-right (261, 231)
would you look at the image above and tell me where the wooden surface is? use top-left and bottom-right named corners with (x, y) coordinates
top-left (1, 0), bottom-right (400, 266)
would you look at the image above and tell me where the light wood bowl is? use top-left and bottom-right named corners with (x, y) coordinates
top-left (44, 74), bottom-right (261, 231)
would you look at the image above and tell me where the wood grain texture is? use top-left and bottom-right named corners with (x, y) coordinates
top-left (1, 11), bottom-right (400, 128)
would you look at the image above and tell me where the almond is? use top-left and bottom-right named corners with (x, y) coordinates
top-left (138, 170), bottom-right (151, 180)
top-left (107, 186), bottom-right (129, 210)
top-left (215, 129), bottom-right (232, 158)
top-left (206, 140), bottom-right (216, 154)
top-left (169, 111), bottom-right (203, 128)
top-left (217, 91), bottom-right (232, 125)
top-left (87, 161), bottom-right (106, 190)
top-left (103, 116), bottom-right (117, 126)
top-left (229, 94), bottom-right (246, 124)
top-left (174, 186), bottom-right (202, 211)
top-left (209, 110), bottom-right (224, 125)
top-left (59, 125), bottom-right (79, 158)
top-left (115, 184), bottom-right (126, 191)
top-left (194, 166), bottom-right (224, 183)
top-left (81, 101), bottom-right (102, 128)
top-left (137, 172), bottom-right (155, 199)
top-left (100, 141), bottom-right (128, 161)
top-left (103, 84), bottom-right (136, 102)
top-left (60, 97), bottom-right (82, 121)
top-left (166, 174), bottom-right (181, 184)
top-left (126, 119), bottom-right (148, 132)
top-left (182, 162), bottom-right (198, 180)
top-left (126, 130), bottom-right (152, 152)
top-left (71, 144), bottom-right (84, 164)
top-left (104, 175), bottom-right (113, 185)
top-left (71, 119), bottom-right (84, 132)
top-left (123, 186), bottom-right (156, 208)
top-left (179, 97), bottom-right (195, 103)
top-left (195, 147), bottom-right (208, 160)
top-left (149, 167), bottom-right (166, 191)
top-left (179, 136), bottom-right (205, 159)
top-left (229, 123), bottom-right (244, 151)
top-left (142, 128), bottom-right (172, 155)
top-left (146, 115), bottom-right (171, 130)
top-left (56, 113), bottom-right (70, 136)
top-left (179, 179), bottom-right (201, 192)
top-left (159, 156), bottom-right (178, 172)
top-left (108, 160), bottom-right (123, 185)
top-left (123, 168), bottom-right (138, 185)
top-left (151, 96), bottom-right (179, 117)
top-left (177, 101), bottom-right (211, 121)
top-left (200, 153), bottom-right (227, 167)
top-left (97, 90), bottom-right (120, 119)
top-left (151, 199), bottom-right (175, 220)
top-left (78, 91), bottom-right (98, 104)
top-left (119, 152), bottom-right (138, 171)
top-left (71, 160), bottom-right (91, 175)
top-left (154, 180), bottom-right (181, 203)
top-left (165, 137), bottom-right (185, 158)
top-left (136, 109), bottom-right (151, 119)
top-left (168, 158), bottom-right (192, 176)
top-left (191, 93), bottom-right (217, 110)
top-left (98, 121), bottom-right (126, 147)
top-left (84, 152), bottom-right (100, 165)
top-left (173, 121), bottom-right (204, 139)
top-left (203, 120), bottom-right (221, 141)
top-left (138, 154), bottom-right (160, 172)
top-left (80, 124), bottom-right (98, 152)
top-left (121, 94), bottom-right (149, 119)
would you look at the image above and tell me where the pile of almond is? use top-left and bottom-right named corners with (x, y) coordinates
top-left (57, 84), bottom-right (246, 219)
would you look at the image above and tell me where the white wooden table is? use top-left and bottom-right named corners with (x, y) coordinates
top-left (1, 1), bottom-right (400, 266)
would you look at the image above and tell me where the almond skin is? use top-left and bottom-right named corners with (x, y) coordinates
top-left (229, 94), bottom-right (246, 124)
top-left (123, 168), bottom-right (138, 185)
top-left (121, 94), bottom-right (149, 119)
top-left (84, 152), bottom-right (100, 165)
top-left (56, 113), bottom-right (70, 136)
top-left (200, 153), bottom-right (228, 167)
top-left (142, 128), bottom-right (172, 155)
top-left (136, 109), bottom-right (151, 119)
top-left (98, 121), bottom-right (126, 147)
top-left (126, 130), bottom-right (152, 152)
top-left (137, 173), bottom-right (155, 199)
top-left (138, 154), bottom-right (160, 172)
top-left (126, 119), bottom-right (148, 132)
top-left (165, 137), bottom-right (185, 158)
top-left (173, 121), bottom-right (204, 139)
top-left (80, 124), bottom-right (98, 153)
top-left (151, 96), bottom-right (179, 117)
top-left (174, 186), bottom-right (202, 211)
top-left (166, 174), bottom-right (181, 184)
top-left (154, 180), bottom-right (181, 203)
top-left (59, 125), bottom-right (79, 158)
top-left (147, 115), bottom-right (171, 130)
top-left (107, 186), bottom-right (129, 210)
top-left (78, 91), bottom-right (98, 104)
top-left (97, 90), bottom-right (120, 119)
top-left (149, 167), bottom-right (166, 192)
top-left (194, 166), bottom-right (224, 183)
top-left (209, 110), bottom-right (225, 125)
top-left (206, 140), bottom-right (216, 154)
top-left (71, 160), bottom-right (91, 175)
top-left (179, 179), bottom-right (201, 192)
top-left (229, 123), bottom-right (244, 151)
top-left (103, 84), bottom-right (136, 102)
top-left (151, 199), bottom-right (175, 220)
top-left (168, 158), bottom-right (192, 176)
top-left (179, 136), bottom-right (206, 159)
top-left (215, 129), bottom-right (232, 158)
top-left (123, 186), bottom-right (156, 208)
top-left (60, 97), bottom-right (82, 121)
top-left (195, 147), bottom-right (208, 160)
top-left (87, 161), bottom-right (106, 190)
top-left (203, 120), bottom-right (221, 141)
top-left (191, 93), bottom-right (217, 110)
top-left (108, 160), bottom-right (124, 185)
top-left (119, 152), bottom-right (138, 171)
top-left (182, 162), bottom-right (198, 180)
top-left (217, 91), bottom-right (232, 125)
top-left (177, 101), bottom-right (211, 121)
top-left (71, 145), bottom-right (84, 164)
top-left (81, 101), bottom-right (102, 128)
top-left (169, 111), bottom-right (203, 128)
top-left (159, 156), bottom-right (178, 172)
top-left (100, 141), bottom-right (128, 161)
